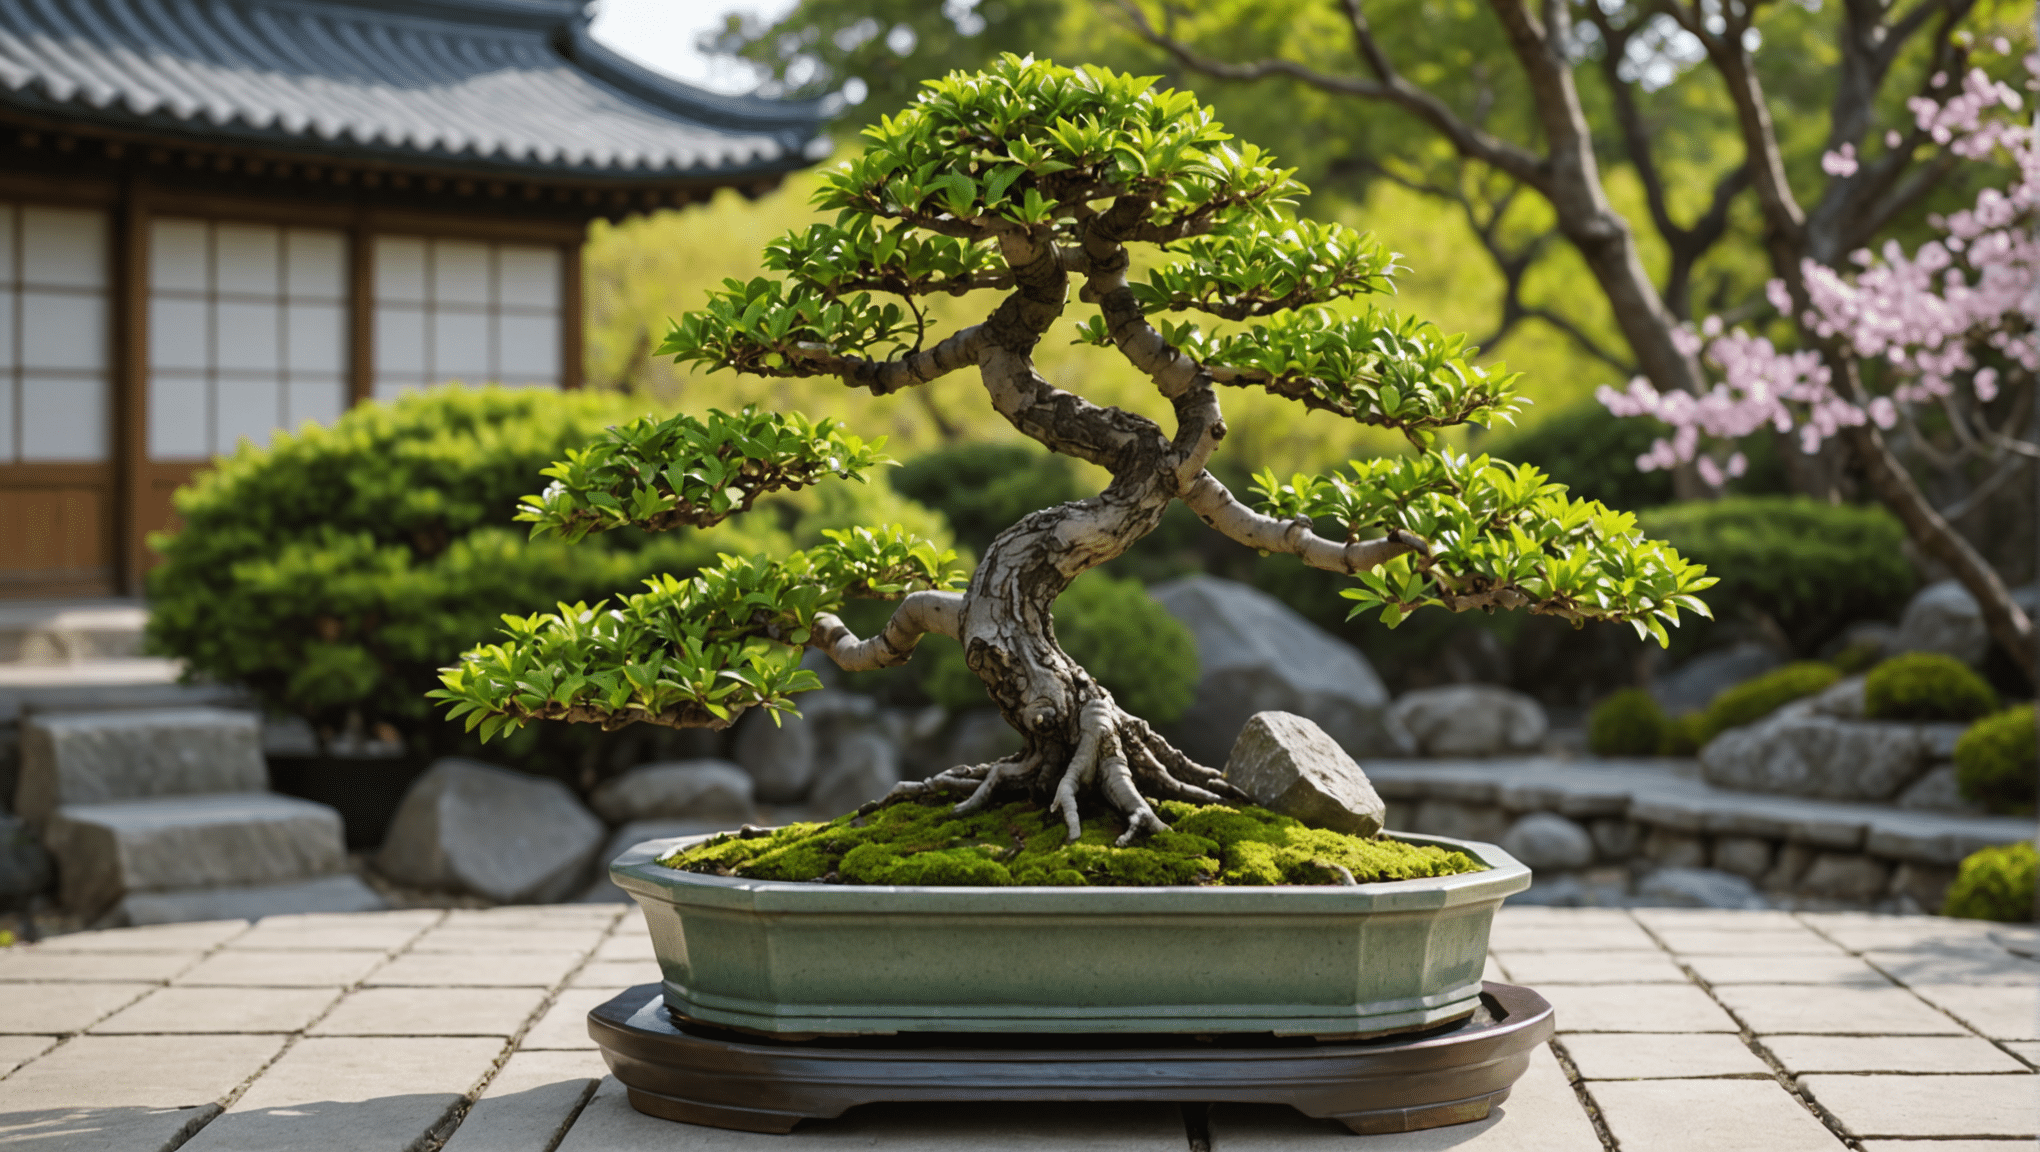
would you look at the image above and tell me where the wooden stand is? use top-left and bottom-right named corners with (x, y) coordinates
top-left (587, 981), bottom-right (1554, 1135)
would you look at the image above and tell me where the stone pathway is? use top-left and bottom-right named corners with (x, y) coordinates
top-left (0, 905), bottom-right (2034, 1150)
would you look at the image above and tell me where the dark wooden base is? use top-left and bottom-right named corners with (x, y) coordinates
top-left (587, 981), bottom-right (1555, 1135)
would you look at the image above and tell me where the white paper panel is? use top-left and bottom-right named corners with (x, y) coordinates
top-left (374, 237), bottom-right (427, 303)
top-left (0, 287), bottom-right (14, 364)
top-left (433, 240), bottom-right (491, 306)
top-left (215, 300), bottom-right (282, 373)
top-left (0, 376), bottom-right (14, 462)
top-left (285, 229), bottom-right (346, 300)
top-left (286, 302), bottom-right (345, 373)
top-left (495, 314), bottom-right (558, 382)
top-left (149, 297), bottom-right (209, 370)
top-left (374, 306), bottom-right (427, 375)
top-left (22, 207), bottom-right (106, 288)
top-left (496, 245), bottom-right (559, 309)
top-left (0, 203), bottom-right (17, 286)
top-left (287, 377), bottom-right (346, 429)
top-left (149, 219), bottom-right (209, 292)
top-left (372, 378), bottom-right (423, 402)
top-left (215, 377), bottom-right (282, 451)
top-left (20, 374), bottom-right (107, 460)
top-left (147, 373), bottom-right (209, 459)
top-left (432, 309), bottom-right (489, 379)
top-left (214, 224), bottom-right (280, 296)
top-left (21, 292), bottom-right (105, 370)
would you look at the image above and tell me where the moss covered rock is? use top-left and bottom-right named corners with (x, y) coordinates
top-left (660, 798), bottom-right (1484, 888)
top-left (1698, 662), bottom-right (1840, 744)
top-left (1865, 652), bottom-right (1999, 723)
top-left (1942, 841), bottom-right (2036, 922)
top-left (1954, 705), bottom-right (2038, 815)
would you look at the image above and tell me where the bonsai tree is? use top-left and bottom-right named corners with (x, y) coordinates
top-left (433, 56), bottom-right (1714, 846)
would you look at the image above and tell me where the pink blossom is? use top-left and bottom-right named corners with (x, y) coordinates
top-left (1822, 144), bottom-right (1859, 177)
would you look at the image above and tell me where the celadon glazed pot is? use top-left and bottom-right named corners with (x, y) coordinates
top-left (608, 831), bottom-right (1529, 1040)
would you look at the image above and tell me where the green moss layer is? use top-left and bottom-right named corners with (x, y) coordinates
top-left (658, 798), bottom-right (1485, 887)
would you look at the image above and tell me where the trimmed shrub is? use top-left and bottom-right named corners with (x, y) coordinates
top-left (1589, 689), bottom-right (1668, 756)
top-left (1943, 841), bottom-right (2037, 922)
top-left (1697, 661), bottom-right (1842, 743)
top-left (918, 569), bottom-right (1197, 724)
top-left (1638, 498), bottom-right (1917, 655)
top-left (1864, 652), bottom-right (2000, 722)
top-left (1660, 711), bottom-right (1708, 756)
top-left (1954, 705), bottom-right (2038, 814)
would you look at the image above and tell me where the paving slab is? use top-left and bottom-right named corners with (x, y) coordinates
top-left (27, 920), bottom-right (247, 952)
top-left (1907, 983), bottom-right (2040, 1041)
top-left (0, 1102), bottom-right (222, 1152)
top-left (91, 986), bottom-right (340, 1034)
top-left (519, 988), bottom-right (616, 1050)
top-left (1761, 1035), bottom-right (2031, 1074)
top-left (1487, 921), bottom-right (1660, 952)
top-left (557, 1077), bottom-right (1189, 1150)
top-left (0, 1033), bottom-right (286, 1108)
top-left (411, 927), bottom-right (611, 955)
top-left (1558, 1032), bottom-right (1771, 1079)
top-left (1207, 1044), bottom-right (1600, 1150)
top-left (440, 1049), bottom-right (608, 1152)
top-left (226, 912), bottom-right (438, 953)
top-left (0, 982), bottom-right (155, 1033)
top-left (587, 933), bottom-right (660, 962)
top-left (1589, 1078), bottom-right (1845, 1150)
top-left (0, 949), bottom-right (197, 983)
top-left (443, 907), bottom-right (624, 929)
top-left (367, 949), bottom-right (584, 988)
top-left (182, 1035), bottom-right (506, 1152)
top-left (173, 948), bottom-right (387, 988)
top-left (567, 961), bottom-right (659, 989)
top-left (1859, 1143), bottom-right (2040, 1152)
top-left (309, 986), bottom-right (551, 1037)
top-left (1538, 983), bottom-right (1740, 1033)
top-left (1681, 953), bottom-right (1891, 986)
top-left (1862, 948), bottom-right (2040, 985)
top-left (1712, 984), bottom-right (1969, 1035)
top-left (1799, 912), bottom-right (2039, 954)
top-left (1652, 927), bottom-right (1846, 955)
top-left (1632, 908), bottom-right (1809, 931)
top-left (1799, 1074), bottom-right (2039, 1139)
top-left (1490, 950), bottom-right (1689, 984)
top-left (2006, 1041), bottom-right (2040, 1067)
top-left (0, 1035), bottom-right (57, 1077)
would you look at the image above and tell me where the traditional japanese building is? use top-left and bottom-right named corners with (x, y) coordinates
top-left (0, 0), bottom-right (827, 598)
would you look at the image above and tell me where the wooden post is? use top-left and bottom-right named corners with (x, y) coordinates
top-left (348, 210), bottom-right (374, 407)
top-left (113, 178), bottom-right (149, 595)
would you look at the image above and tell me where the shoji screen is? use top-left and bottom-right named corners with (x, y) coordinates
top-left (0, 204), bottom-right (110, 463)
top-left (371, 236), bottom-right (560, 399)
top-left (147, 219), bottom-right (348, 460)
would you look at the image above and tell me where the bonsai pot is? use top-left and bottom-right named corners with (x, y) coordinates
top-left (608, 831), bottom-right (1529, 1040)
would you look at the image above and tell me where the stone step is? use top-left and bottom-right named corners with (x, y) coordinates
top-left (17, 707), bottom-right (266, 821)
top-left (0, 598), bottom-right (148, 665)
top-left (103, 873), bottom-right (386, 928)
top-left (43, 792), bottom-right (348, 916)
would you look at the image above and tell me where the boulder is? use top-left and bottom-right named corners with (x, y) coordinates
top-left (1499, 813), bottom-right (1593, 870)
top-left (1643, 828), bottom-right (1707, 870)
top-left (1388, 685), bottom-right (1547, 757)
top-left (1711, 836), bottom-right (1774, 881)
top-left (1409, 800), bottom-right (1511, 844)
top-left (0, 814), bottom-right (52, 903)
top-left (105, 874), bottom-right (385, 928)
top-left (1224, 712), bottom-right (1385, 837)
top-left (43, 793), bottom-right (347, 916)
top-left (1589, 818), bottom-right (1639, 860)
top-left (16, 707), bottom-right (266, 822)
top-left (731, 689), bottom-right (878, 803)
top-left (581, 818), bottom-right (735, 902)
top-left (1150, 576), bottom-right (1409, 763)
top-left (1897, 579), bottom-right (1990, 664)
top-left (1889, 862), bottom-right (1958, 913)
top-left (1637, 867), bottom-right (1767, 909)
top-left (1895, 764), bottom-right (1983, 815)
top-left (1797, 852), bottom-right (1891, 901)
top-left (1649, 642), bottom-right (1785, 717)
top-left (808, 731), bottom-right (903, 817)
top-left (1699, 706), bottom-right (1949, 801)
top-left (589, 760), bottom-right (754, 825)
top-left (374, 759), bottom-right (604, 904)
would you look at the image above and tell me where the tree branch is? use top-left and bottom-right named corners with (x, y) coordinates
top-left (809, 591), bottom-right (964, 671)
top-left (788, 324), bottom-right (991, 395)
top-left (1181, 470), bottom-right (1425, 573)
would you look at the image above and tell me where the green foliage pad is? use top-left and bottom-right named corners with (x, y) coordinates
top-left (1943, 841), bottom-right (2037, 922)
top-left (662, 798), bottom-right (1484, 887)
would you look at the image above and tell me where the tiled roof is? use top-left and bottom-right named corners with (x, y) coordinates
top-left (0, 0), bottom-right (829, 180)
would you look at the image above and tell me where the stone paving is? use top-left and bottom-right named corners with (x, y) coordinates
top-left (0, 904), bottom-right (2034, 1150)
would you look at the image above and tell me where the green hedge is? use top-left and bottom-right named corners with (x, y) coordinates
top-left (1864, 652), bottom-right (2000, 723)
top-left (1943, 841), bottom-right (2037, 921)
top-left (1955, 705), bottom-right (2038, 814)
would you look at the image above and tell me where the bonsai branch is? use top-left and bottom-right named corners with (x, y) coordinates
top-left (808, 590), bottom-right (964, 671)
top-left (1182, 471), bottom-right (1426, 574)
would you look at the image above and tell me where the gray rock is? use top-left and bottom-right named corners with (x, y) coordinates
top-left (1499, 812), bottom-right (1594, 870)
top-left (374, 759), bottom-right (604, 904)
top-left (1700, 710), bottom-right (1941, 802)
top-left (731, 704), bottom-right (820, 804)
top-left (1389, 685), bottom-right (1547, 757)
top-left (1509, 872), bottom-right (1631, 907)
top-left (0, 813), bottom-right (52, 902)
top-left (943, 709), bottom-right (1023, 771)
top-left (1889, 862), bottom-right (1958, 913)
top-left (1410, 800), bottom-right (1511, 844)
top-left (1650, 642), bottom-right (1785, 716)
top-left (1805, 676), bottom-right (1867, 719)
top-left (1797, 852), bottom-right (1891, 901)
top-left (1151, 575), bottom-right (1410, 763)
top-left (44, 793), bottom-right (347, 916)
top-left (808, 730), bottom-right (903, 818)
top-left (1711, 836), bottom-right (1773, 881)
top-left (580, 818), bottom-right (734, 902)
top-left (1895, 764), bottom-right (1984, 815)
top-left (1225, 712), bottom-right (1385, 836)
top-left (1589, 818), bottom-right (1639, 860)
top-left (16, 707), bottom-right (265, 822)
top-left (103, 874), bottom-right (385, 928)
top-left (1897, 579), bottom-right (1991, 664)
top-left (1762, 842), bottom-right (1818, 891)
top-left (1643, 827), bottom-right (1707, 870)
top-left (590, 760), bottom-right (754, 824)
top-left (1637, 867), bottom-right (1767, 909)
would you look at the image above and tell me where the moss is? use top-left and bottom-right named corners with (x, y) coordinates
top-left (658, 797), bottom-right (1485, 888)
top-left (1864, 652), bottom-right (1999, 723)
top-left (1588, 689), bottom-right (1668, 756)
top-left (1954, 705), bottom-right (2038, 815)
top-left (1943, 841), bottom-right (2036, 922)
top-left (1698, 662), bottom-right (1841, 743)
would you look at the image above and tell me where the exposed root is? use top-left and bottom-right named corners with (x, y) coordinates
top-left (857, 758), bottom-right (1000, 815)
top-left (1047, 699), bottom-right (1114, 842)
top-left (952, 752), bottom-right (1042, 815)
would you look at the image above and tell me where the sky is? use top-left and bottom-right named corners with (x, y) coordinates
top-left (587, 0), bottom-right (794, 95)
